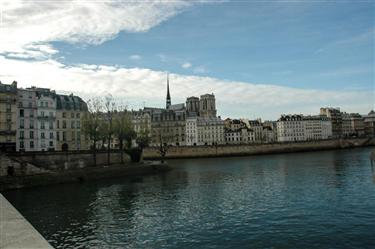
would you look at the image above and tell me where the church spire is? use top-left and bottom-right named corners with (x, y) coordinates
top-left (166, 73), bottom-right (171, 109)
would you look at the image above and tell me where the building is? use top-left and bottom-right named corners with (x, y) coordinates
top-left (0, 81), bottom-right (17, 151)
top-left (364, 110), bottom-right (375, 137)
top-left (150, 108), bottom-right (186, 146)
top-left (199, 94), bottom-right (217, 118)
top-left (33, 88), bottom-right (57, 151)
top-left (16, 88), bottom-right (37, 151)
top-left (320, 107), bottom-right (342, 138)
top-left (277, 114), bottom-right (305, 142)
top-left (224, 119), bottom-right (255, 144)
top-left (341, 113), bottom-right (365, 137)
top-left (56, 94), bottom-right (88, 151)
top-left (186, 116), bottom-right (224, 146)
top-left (304, 115), bottom-right (332, 140)
top-left (262, 121), bottom-right (277, 143)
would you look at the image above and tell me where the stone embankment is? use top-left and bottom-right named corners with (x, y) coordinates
top-left (0, 194), bottom-right (53, 249)
top-left (143, 138), bottom-right (375, 159)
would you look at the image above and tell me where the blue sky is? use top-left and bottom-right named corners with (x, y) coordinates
top-left (54, 1), bottom-right (374, 91)
top-left (0, 1), bottom-right (374, 119)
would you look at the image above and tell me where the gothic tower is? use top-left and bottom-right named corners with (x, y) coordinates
top-left (166, 73), bottom-right (171, 109)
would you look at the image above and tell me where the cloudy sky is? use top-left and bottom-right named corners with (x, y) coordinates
top-left (0, 0), bottom-right (373, 119)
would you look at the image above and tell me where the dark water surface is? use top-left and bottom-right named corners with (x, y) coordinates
top-left (4, 148), bottom-right (375, 249)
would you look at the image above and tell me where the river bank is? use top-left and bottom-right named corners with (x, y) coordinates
top-left (0, 162), bottom-right (171, 191)
top-left (143, 137), bottom-right (375, 159)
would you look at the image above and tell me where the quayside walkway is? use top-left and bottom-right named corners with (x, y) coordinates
top-left (0, 194), bottom-right (53, 249)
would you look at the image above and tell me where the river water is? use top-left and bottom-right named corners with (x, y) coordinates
top-left (3, 148), bottom-right (375, 248)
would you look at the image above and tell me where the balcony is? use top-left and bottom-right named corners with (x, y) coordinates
top-left (37, 115), bottom-right (56, 120)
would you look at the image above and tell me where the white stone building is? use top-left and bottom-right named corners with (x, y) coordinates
top-left (304, 115), bottom-right (332, 140)
top-left (35, 89), bottom-right (57, 151)
top-left (277, 114), bottom-right (305, 142)
top-left (186, 116), bottom-right (224, 146)
top-left (16, 88), bottom-right (38, 151)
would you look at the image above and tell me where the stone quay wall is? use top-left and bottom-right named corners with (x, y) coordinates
top-left (1, 151), bottom-right (130, 177)
top-left (143, 138), bottom-right (375, 159)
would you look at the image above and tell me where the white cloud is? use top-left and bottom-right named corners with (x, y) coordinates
top-left (129, 54), bottom-right (142, 60)
top-left (182, 62), bottom-right (192, 69)
top-left (0, 1), bottom-right (372, 120)
top-left (0, 0), bottom-right (192, 56)
top-left (193, 66), bottom-right (207, 73)
top-left (1, 55), bottom-right (373, 120)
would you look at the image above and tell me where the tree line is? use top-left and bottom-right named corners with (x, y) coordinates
top-left (81, 95), bottom-right (149, 166)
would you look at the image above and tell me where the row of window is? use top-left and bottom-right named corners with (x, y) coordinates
top-left (18, 131), bottom-right (81, 141)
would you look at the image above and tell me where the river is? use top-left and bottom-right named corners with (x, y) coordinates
top-left (3, 147), bottom-right (375, 248)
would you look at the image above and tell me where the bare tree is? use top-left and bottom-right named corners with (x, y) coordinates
top-left (104, 94), bottom-right (116, 165)
top-left (81, 98), bottom-right (103, 166)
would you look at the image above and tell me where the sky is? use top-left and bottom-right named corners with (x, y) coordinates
top-left (0, 0), bottom-right (373, 120)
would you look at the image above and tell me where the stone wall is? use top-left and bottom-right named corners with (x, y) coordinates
top-left (143, 138), bottom-right (375, 159)
top-left (1, 151), bottom-right (130, 177)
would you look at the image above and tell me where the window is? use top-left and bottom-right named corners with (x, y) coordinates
top-left (30, 141), bottom-right (34, 148)
top-left (56, 132), bottom-right (60, 141)
top-left (62, 112), bottom-right (66, 118)
top-left (41, 111), bottom-right (45, 117)
top-left (57, 120), bottom-right (60, 129)
top-left (28, 102), bottom-right (32, 108)
top-left (76, 113), bottom-right (80, 119)
top-left (20, 141), bottom-right (24, 149)
top-left (30, 120), bottom-right (34, 129)
top-left (49, 112), bottom-right (53, 117)
top-left (71, 121), bottom-right (75, 129)
top-left (49, 141), bottom-right (53, 147)
top-left (50, 132), bottom-right (54, 139)
top-left (30, 131), bottom-right (34, 139)
top-left (63, 120), bottom-right (66, 129)
top-left (63, 132), bottom-right (66, 141)
top-left (20, 119), bottom-right (24, 129)
top-left (41, 132), bottom-right (45, 139)
top-left (71, 131), bottom-right (75, 141)
top-left (41, 121), bottom-right (45, 129)
top-left (20, 131), bottom-right (24, 139)
top-left (77, 131), bottom-right (80, 141)
top-left (20, 109), bottom-right (24, 117)
top-left (49, 121), bottom-right (53, 129)
top-left (77, 121), bottom-right (80, 129)
top-left (30, 111), bottom-right (34, 118)
top-left (71, 113), bottom-right (74, 118)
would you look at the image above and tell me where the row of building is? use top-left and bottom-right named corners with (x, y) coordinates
top-left (0, 81), bottom-right (88, 152)
top-left (1, 79), bottom-right (374, 152)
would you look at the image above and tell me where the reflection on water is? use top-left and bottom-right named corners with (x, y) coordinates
top-left (4, 147), bottom-right (375, 249)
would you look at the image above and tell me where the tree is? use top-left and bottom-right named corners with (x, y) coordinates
top-left (113, 108), bottom-right (135, 163)
top-left (104, 94), bottom-right (116, 165)
top-left (81, 98), bottom-right (103, 166)
top-left (136, 129), bottom-right (150, 150)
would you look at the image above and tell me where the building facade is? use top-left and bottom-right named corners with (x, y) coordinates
top-left (304, 115), bottom-right (332, 140)
top-left (320, 107), bottom-right (342, 138)
top-left (16, 88), bottom-right (37, 151)
top-left (277, 115), bottom-right (305, 142)
top-left (0, 81), bottom-right (17, 151)
top-left (56, 94), bottom-right (88, 151)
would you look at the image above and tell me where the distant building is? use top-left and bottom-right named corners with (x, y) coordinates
top-left (277, 114), bottom-right (305, 142)
top-left (262, 121), bottom-right (277, 143)
top-left (0, 81), bottom-right (17, 151)
top-left (199, 94), bottom-right (217, 118)
top-left (364, 110), bottom-right (375, 137)
top-left (320, 107), bottom-right (342, 138)
top-left (277, 114), bottom-right (332, 142)
top-left (304, 115), bottom-right (332, 140)
top-left (224, 119), bottom-right (255, 144)
top-left (55, 94), bottom-right (88, 151)
top-left (186, 116), bottom-right (224, 146)
top-left (16, 88), bottom-right (37, 151)
top-left (341, 113), bottom-right (365, 137)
